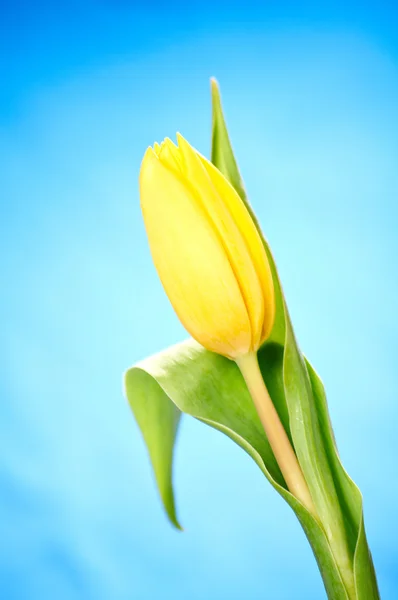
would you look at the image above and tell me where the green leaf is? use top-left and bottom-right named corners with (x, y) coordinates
top-left (125, 340), bottom-right (349, 599)
top-left (354, 517), bottom-right (380, 599)
top-left (210, 78), bottom-right (247, 205)
top-left (210, 80), bottom-right (354, 591)
top-left (210, 78), bottom-right (286, 346)
top-left (283, 309), bottom-right (355, 596)
top-left (307, 364), bottom-right (380, 598)
top-left (128, 367), bottom-right (182, 529)
top-left (208, 78), bottom-right (379, 598)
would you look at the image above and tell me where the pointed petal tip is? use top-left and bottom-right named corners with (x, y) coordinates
top-left (175, 132), bottom-right (190, 155)
top-left (141, 145), bottom-right (158, 166)
top-left (175, 133), bottom-right (200, 167)
top-left (163, 136), bottom-right (178, 150)
top-left (150, 145), bottom-right (159, 155)
top-left (139, 146), bottom-right (160, 193)
top-left (176, 132), bottom-right (192, 151)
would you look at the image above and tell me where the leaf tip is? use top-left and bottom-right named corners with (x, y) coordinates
top-left (168, 511), bottom-right (184, 532)
top-left (210, 77), bottom-right (222, 114)
top-left (210, 76), bottom-right (219, 93)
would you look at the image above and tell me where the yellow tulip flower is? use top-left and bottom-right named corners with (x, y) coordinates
top-left (139, 132), bottom-right (316, 517)
top-left (139, 134), bottom-right (275, 360)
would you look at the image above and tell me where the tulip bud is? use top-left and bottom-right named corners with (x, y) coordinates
top-left (139, 134), bottom-right (275, 359)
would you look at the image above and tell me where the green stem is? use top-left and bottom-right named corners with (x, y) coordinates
top-left (236, 351), bottom-right (356, 600)
top-left (236, 351), bottom-right (316, 515)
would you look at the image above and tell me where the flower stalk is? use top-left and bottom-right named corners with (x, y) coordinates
top-left (237, 350), bottom-right (356, 599)
top-left (236, 351), bottom-right (316, 515)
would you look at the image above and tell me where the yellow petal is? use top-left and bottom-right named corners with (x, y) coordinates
top-left (198, 152), bottom-right (275, 343)
top-left (140, 147), bottom-right (252, 358)
top-left (176, 133), bottom-right (266, 350)
top-left (158, 138), bottom-right (182, 172)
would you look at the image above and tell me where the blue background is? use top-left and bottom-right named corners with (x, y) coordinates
top-left (1, 1), bottom-right (397, 598)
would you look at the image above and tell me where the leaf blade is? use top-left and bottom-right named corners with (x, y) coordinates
top-left (125, 341), bottom-right (349, 599)
top-left (209, 79), bottom-right (379, 598)
top-left (125, 367), bottom-right (182, 529)
top-left (210, 78), bottom-right (286, 346)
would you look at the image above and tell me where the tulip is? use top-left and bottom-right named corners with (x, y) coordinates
top-left (139, 134), bottom-right (275, 360)
top-left (139, 134), bottom-right (316, 515)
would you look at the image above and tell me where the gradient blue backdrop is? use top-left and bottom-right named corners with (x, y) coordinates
top-left (1, 1), bottom-right (397, 598)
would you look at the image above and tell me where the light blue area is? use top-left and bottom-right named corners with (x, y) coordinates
top-left (1, 1), bottom-right (398, 598)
